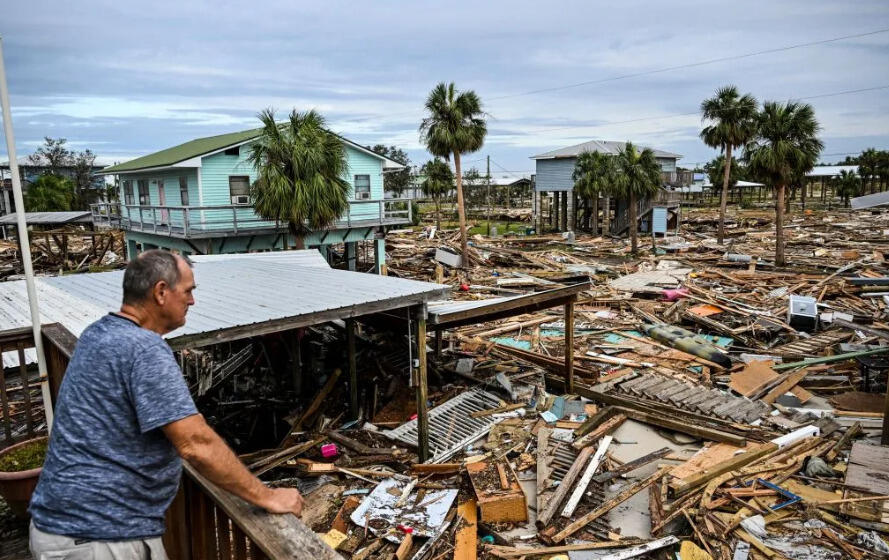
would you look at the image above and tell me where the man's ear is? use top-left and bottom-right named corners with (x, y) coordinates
top-left (152, 280), bottom-right (169, 305)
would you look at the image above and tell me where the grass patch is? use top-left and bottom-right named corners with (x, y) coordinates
top-left (0, 439), bottom-right (47, 472)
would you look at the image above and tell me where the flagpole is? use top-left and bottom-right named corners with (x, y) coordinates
top-left (0, 35), bottom-right (53, 431)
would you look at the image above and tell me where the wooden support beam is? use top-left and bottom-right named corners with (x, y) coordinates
top-left (415, 306), bottom-right (430, 463)
top-left (593, 447), bottom-right (672, 484)
top-left (562, 435), bottom-right (612, 518)
top-left (294, 368), bottom-right (342, 430)
top-left (668, 443), bottom-right (777, 497)
top-left (346, 318), bottom-right (358, 420)
top-left (565, 299), bottom-right (575, 393)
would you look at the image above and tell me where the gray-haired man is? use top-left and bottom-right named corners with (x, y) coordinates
top-left (29, 250), bottom-right (303, 559)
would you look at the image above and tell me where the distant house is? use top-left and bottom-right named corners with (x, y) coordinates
top-left (530, 140), bottom-right (690, 235)
top-left (94, 128), bottom-right (409, 271)
top-left (0, 156), bottom-right (107, 215)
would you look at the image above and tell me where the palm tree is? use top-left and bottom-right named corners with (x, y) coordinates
top-left (834, 169), bottom-right (861, 207)
top-left (420, 83), bottom-right (487, 265)
top-left (745, 101), bottom-right (823, 266)
top-left (247, 109), bottom-right (350, 249)
top-left (859, 148), bottom-right (879, 194)
top-left (420, 158), bottom-right (454, 230)
top-left (611, 142), bottom-right (663, 255)
top-left (573, 151), bottom-right (613, 234)
top-left (24, 175), bottom-right (74, 212)
top-left (700, 86), bottom-right (758, 244)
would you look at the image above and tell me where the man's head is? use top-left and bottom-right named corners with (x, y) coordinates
top-left (122, 250), bottom-right (195, 334)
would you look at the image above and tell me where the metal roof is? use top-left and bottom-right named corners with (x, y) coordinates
top-left (0, 253), bottom-right (450, 350)
top-left (0, 211), bottom-right (92, 225)
top-left (189, 249), bottom-right (331, 269)
top-left (807, 165), bottom-right (859, 178)
top-left (531, 140), bottom-right (682, 160)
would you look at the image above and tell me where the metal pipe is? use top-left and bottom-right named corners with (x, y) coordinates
top-left (0, 36), bottom-right (53, 430)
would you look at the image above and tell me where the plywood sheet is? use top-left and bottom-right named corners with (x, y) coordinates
top-left (845, 443), bottom-right (889, 495)
top-left (729, 360), bottom-right (778, 397)
top-left (669, 442), bottom-right (748, 481)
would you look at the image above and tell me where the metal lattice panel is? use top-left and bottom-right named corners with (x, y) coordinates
top-left (384, 388), bottom-right (504, 463)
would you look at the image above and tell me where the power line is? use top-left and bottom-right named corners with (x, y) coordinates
top-left (521, 84), bottom-right (889, 135)
top-left (340, 28), bottom-right (889, 124)
top-left (488, 28), bottom-right (889, 101)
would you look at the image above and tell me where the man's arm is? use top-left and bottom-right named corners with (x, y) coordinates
top-left (162, 414), bottom-right (303, 516)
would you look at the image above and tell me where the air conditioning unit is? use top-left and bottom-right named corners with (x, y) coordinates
top-left (231, 195), bottom-right (249, 205)
top-left (355, 191), bottom-right (371, 200)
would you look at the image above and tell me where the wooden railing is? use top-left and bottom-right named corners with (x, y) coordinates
top-left (91, 199), bottom-right (413, 239)
top-left (0, 324), bottom-right (75, 448)
top-left (165, 464), bottom-right (341, 560)
top-left (1, 322), bottom-right (338, 559)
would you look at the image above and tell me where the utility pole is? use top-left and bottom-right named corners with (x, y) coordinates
top-left (486, 155), bottom-right (491, 235)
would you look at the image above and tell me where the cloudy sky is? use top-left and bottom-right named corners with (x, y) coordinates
top-left (2, 0), bottom-right (888, 177)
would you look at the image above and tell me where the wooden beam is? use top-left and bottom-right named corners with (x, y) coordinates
top-left (593, 447), bottom-right (672, 484)
top-left (536, 445), bottom-right (594, 528)
top-left (550, 467), bottom-right (669, 543)
top-left (454, 500), bottom-right (478, 560)
top-left (294, 368), bottom-right (342, 430)
top-left (668, 443), bottom-right (777, 497)
top-left (565, 299), bottom-right (575, 393)
top-left (562, 435), bottom-right (612, 518)
top-left (415, 306), bottom-right (430, 463)
top-left (346, 318), bottom-right (358, 420)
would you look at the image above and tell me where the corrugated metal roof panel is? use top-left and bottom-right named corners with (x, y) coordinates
top-left (189, 250), bottom-right (330, 268)
top-left (0, 211), bottom-right (92, 225)
top-left (531, 140), bottom-right (682, 160)
top-left (0, 256), bottom-right (450, 349)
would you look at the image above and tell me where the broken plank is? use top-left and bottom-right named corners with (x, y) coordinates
top-left (669, 443), bottom-right (777, 497)
top-left (536, 445), bottom-right (594, 528)
top-left (454, 500), bottom-right (478, 560)
top-left (594, 447), bottom-right (672, 483)
top-left (551, 467), bottom-right (669, 543)
top-left (562, 435), bottom-right (612, 518)
top-left (760, 368), bottom-right (810, 405)
top-left (572, 414), bottom-right (626, 450)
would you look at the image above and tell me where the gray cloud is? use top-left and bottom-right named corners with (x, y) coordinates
top-left (1, 0), bottom-right (888, 173)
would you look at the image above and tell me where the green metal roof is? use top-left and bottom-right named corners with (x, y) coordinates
top-left (101, 128), bottom-right (263, 173)
top-left (101, 127), bottom-right (400, 174)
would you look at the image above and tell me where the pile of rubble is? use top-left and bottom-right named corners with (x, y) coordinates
top-left (237, 207), bottom-right (889, 559)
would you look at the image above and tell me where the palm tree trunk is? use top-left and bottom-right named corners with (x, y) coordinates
top-left (718, 144), bottom-right (731, 244)
top-left (801, 179), bottom-right (807, 210)
top-left (629, 191), bottom-right (638, 255)
top-left (602, 196), bottom-right (611, 234)
top-left (435, 195), bottom-right (441, 230)
top-left (775, 183), bottom-right (785, 267)
top-left (288, 222), bottom-right (306, 250)
top-left (591, 196), bottom-right (599, 235)
top-left (453, 152), bottom-right (469, 266)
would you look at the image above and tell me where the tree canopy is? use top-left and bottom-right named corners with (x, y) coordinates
top-left (24, 175), bottom-right (74, 212)
top-left (247, 108), bottom-right (350, 248)
top-left (611, 142), bottom-right (662, 255)
top-left (369, 144), bottom-right (412, 197)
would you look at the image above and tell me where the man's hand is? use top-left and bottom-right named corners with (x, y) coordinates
top-left (261, 487), bottom-right (304, 517)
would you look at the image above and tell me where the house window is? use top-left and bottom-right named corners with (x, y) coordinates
top-left (179, 176), bottom-right (189, 206)
top-left (123, 180), bottom-right (134, 205)
top-left (229, 176), bottom-right (250, 204)
top-left (224, 146), bottom-right (240, 156)
top-left (137, 179), bottom-right (150, 205)
top-left (354, 174), bottom-right (371, 200)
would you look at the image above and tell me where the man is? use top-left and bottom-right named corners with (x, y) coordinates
top-left (29, 250), bottom-right (303, 559)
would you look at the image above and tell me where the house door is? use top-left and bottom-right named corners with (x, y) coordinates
top-left (157, 180), bottom-right (169, 225)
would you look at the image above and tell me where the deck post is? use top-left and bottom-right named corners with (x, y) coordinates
top-left (346, 318), bottom-right (358, 420)
top-left (564, 298), bottom-right (575, 393)
top-left (415, 305), bottom-right (430, 462)
top-left (345, 241), bottom-right (357, 271)
top-left (374, 237), bottom-right (386, 275)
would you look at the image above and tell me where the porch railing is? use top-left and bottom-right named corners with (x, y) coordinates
top-left (0, 324), bottom-right (74, 448)
top-left (1, 323), bottom-right (338, 559)
top-left (91, 199), bottom-right (413, 239)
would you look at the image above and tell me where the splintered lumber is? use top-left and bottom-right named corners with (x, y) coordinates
top-left (411, 463), bottom-right (462, 475)
top-left (295, 368), bottom-right (342, 429)
top-left (466, 460), bottom-right (528, 523)
top-left (470, 403), bottom-right (526, 418)
top-left (454, 499), bottom-right (478, 560)
top-left (562, 435), bottom-right (612, 518)
top-left (536, 427), bottom-right (553, 498)
top-left (824, 422), bottom-right (862, 462)
top-left (574, 406), bottom-right (618, 437)
top-left (249, 437), bottom-right (325, 476)
top-left (485, 538), bottom-right (648, 558)
top-left (393, 531), bottom-right (413, 560)
top-left (551, 467), bottom-right (669, 543)
top-left (760, 368), bottom-right (810, 404)
top-left (730, 361), bottom-right (778, 397)
top-left (572, 414), bottom-right (626, 450)
top-left (328, 431), bottom-right (396, 455)
top-left (589, 536), bottom-right (679, 559)
top-left (536, 446), bottom-right (594, 527)
top-left (594, 447), bottom-right (672, 483)
top-left (669, 443), bottom-right (777, 497)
